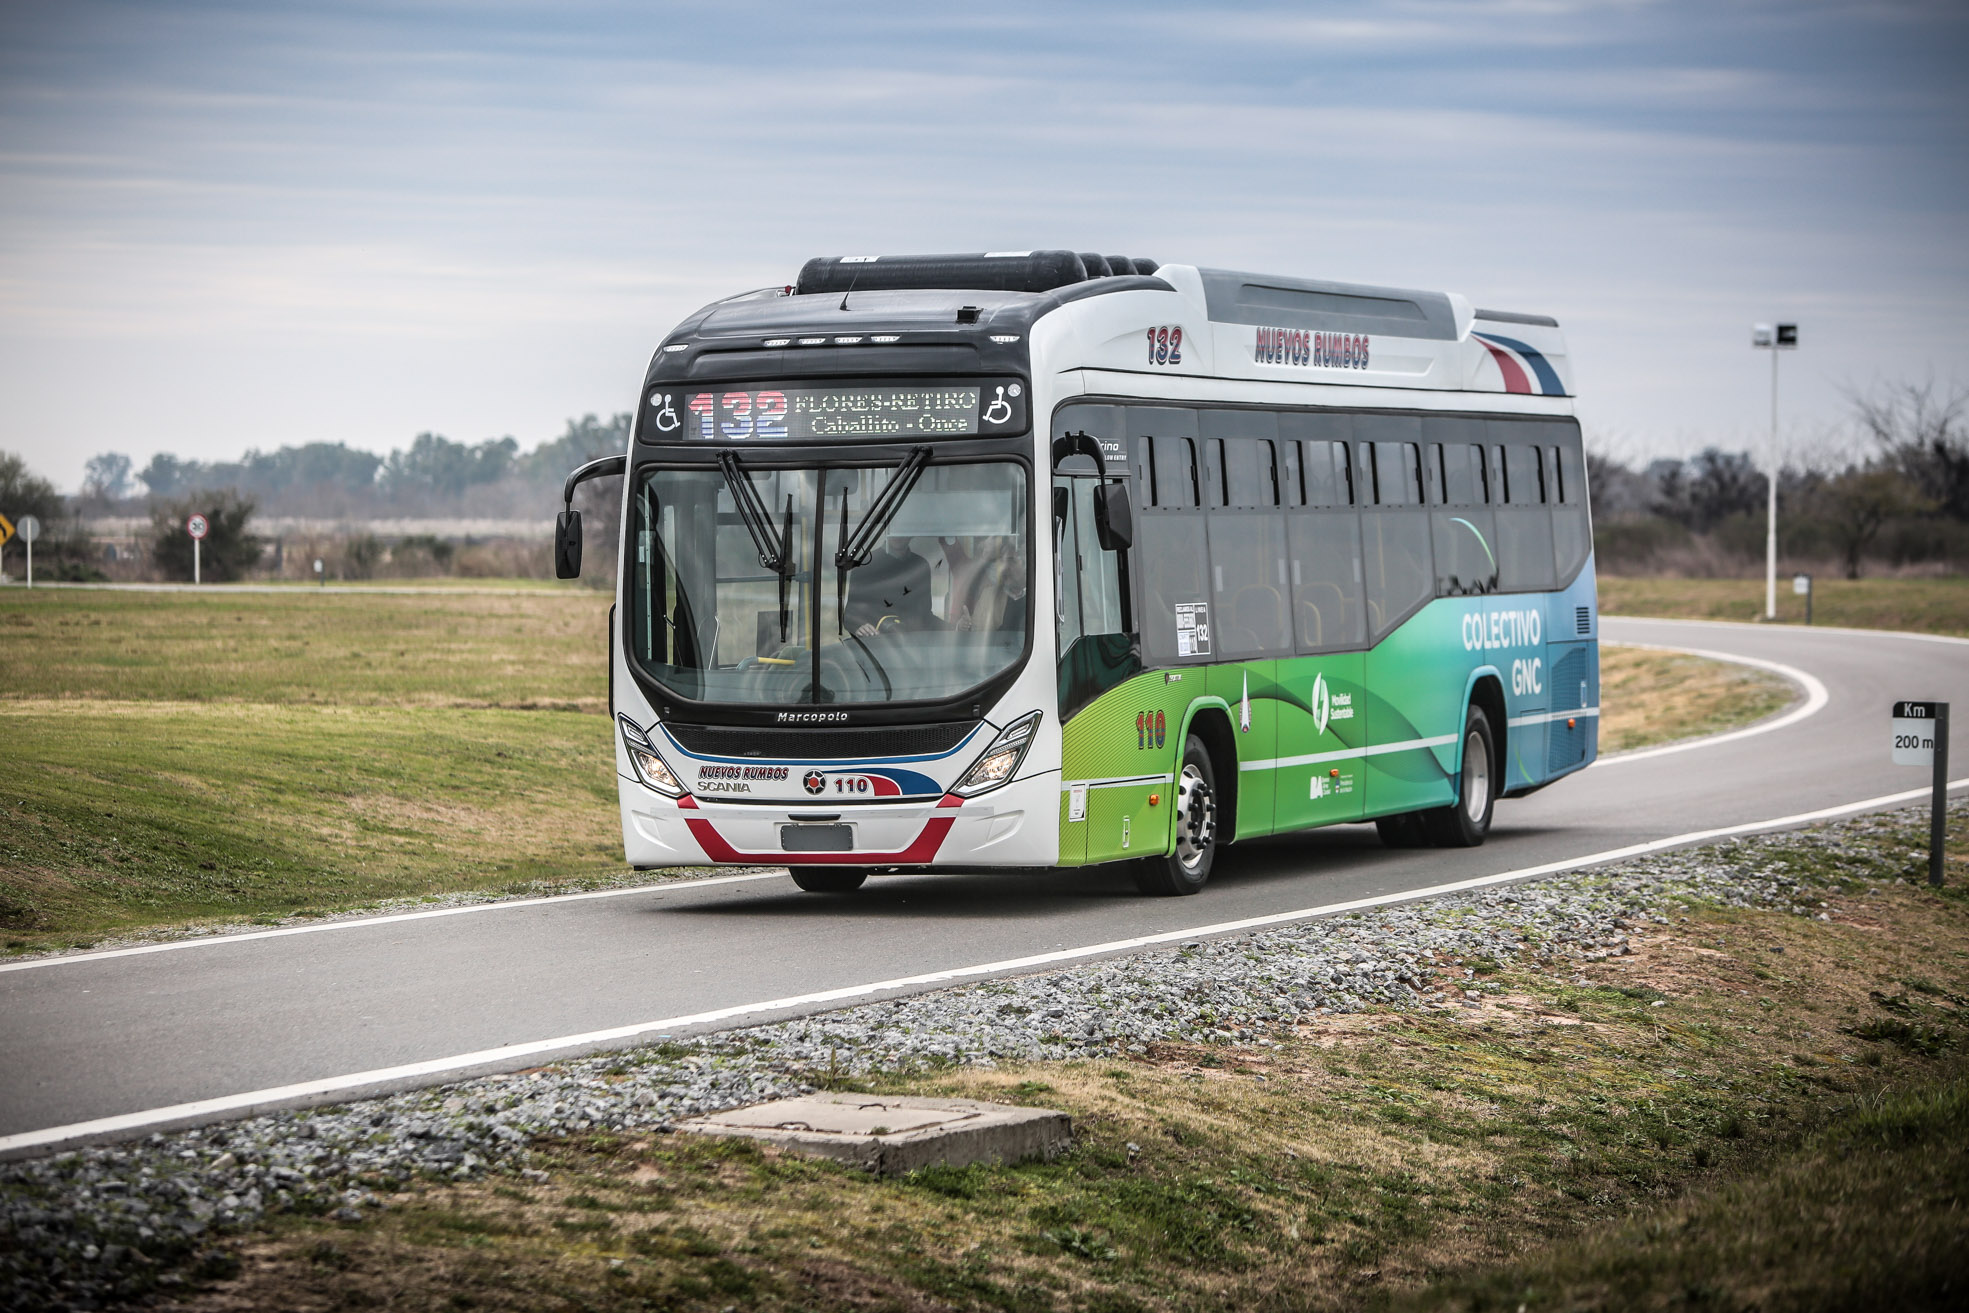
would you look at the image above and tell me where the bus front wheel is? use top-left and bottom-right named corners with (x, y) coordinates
top-left (1135, 735), bottom-right (1218, 896)
top-left (789, 866), bottom-right (868, 893)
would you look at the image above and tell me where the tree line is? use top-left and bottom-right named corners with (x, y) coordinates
top-left (1589, 382), bottom-right (1967, 578)
top-left (4, 415), bottom-right (631, 583)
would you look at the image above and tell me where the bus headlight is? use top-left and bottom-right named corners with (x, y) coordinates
top-left (952, 711), bottom-right (1040, 798)
top-left (618, 716), bottom-right (685, 797)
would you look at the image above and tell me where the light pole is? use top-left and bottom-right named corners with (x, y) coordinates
top-left (1751, 322), bottom-right (1798, 620)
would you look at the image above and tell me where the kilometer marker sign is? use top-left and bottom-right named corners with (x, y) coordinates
top-left (1891, 700), bottom-right (1951, 888)
top-left (1892, 700), bottom-right (1941, 766)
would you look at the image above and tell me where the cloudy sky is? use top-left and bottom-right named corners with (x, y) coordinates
top-left (3, 0), bottom-right (1965, 490)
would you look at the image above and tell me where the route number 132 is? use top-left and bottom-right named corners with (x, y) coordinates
top-left (1147, 326), bottom-right (1183, 366)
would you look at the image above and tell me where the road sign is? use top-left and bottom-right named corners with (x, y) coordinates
top-left (1893, 700), bottom-right (1942, 766)
top-left (0, 512), bottom-right (12, 547)
top-left (1792, 574), bottom-right (1810, 595)
top-left (1893, 700), bottom-right (1952, 888)
top-left (17, 514), bottom-right (40, 544)
top-left (186, 514), bottom-right (209, 540)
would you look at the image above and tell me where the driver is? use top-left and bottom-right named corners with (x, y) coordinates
top-left (955, 537), bottom-right (1027, 637)
top-left (844, 536), bottom-right (937, 637)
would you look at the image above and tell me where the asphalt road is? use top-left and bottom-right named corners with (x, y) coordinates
top-left (5, 617), bottom-right (1965, 1156)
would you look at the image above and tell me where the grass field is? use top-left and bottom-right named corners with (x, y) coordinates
top-left (1, 585), bottom-right (1794, 954)
top-left (186, 805), bottom-right (1969, 1312)
top-left (1598, 643), bottom-right (1794, 753)
top-left (1599, 574), bottom-right (1969, 636)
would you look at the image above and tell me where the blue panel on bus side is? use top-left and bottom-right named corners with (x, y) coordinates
top-left (1361, 599), bottom-right (1463, 819)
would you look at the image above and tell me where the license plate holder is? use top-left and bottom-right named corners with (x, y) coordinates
top-left (780, 823), bottom-right (854, 853)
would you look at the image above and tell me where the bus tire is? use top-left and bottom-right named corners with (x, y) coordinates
top-left (788, 866), bottom-right (868, 893)
top-left (1134, 735), bottom-right (1218, 896)
top-left (1421, 705), bottom-right (1497, 848)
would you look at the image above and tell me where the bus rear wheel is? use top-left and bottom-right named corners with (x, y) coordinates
top-left (788, 866), bottom-right (868, 893)
top-left (1135, 735), bottom-right (1218, 896)
top-left (1420, 705), bottom-right (1496, 848)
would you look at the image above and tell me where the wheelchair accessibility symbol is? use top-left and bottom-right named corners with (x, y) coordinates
top-left (982, 384), bottom-right (1018, 426)
top-left (649, 392), bottom-right (680, 433)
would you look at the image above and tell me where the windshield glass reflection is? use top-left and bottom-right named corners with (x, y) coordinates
top-left (629, 460), bottom-right (1028, 706)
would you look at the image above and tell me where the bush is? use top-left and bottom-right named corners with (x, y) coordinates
top-left (150, 491), bottom-right (263, 582)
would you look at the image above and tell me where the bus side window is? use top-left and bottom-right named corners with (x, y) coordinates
top-left (1288, 498), bottom-right (1364, 652)
top-left (1280, 439), bottom-right (1304, 507)
top-left (1490, 422), bottom-right (1557, 591)
top-left (1550, 427), bottom-right (1591, 584)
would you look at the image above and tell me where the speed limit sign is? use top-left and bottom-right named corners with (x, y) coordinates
top-left (187, 514), bottom-right (210, 540)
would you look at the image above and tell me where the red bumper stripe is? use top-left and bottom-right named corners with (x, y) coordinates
top-left (681, 795), bottom-right (964, 866)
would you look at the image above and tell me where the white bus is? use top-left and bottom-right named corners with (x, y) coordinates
top-left (557, 251), bottom-right (1596, 896)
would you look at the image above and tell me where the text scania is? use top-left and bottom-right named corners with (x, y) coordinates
top-left (1461, 608), bottom-right (1543, 651)
top-left (1254, 327), bottom-right (1370, 370)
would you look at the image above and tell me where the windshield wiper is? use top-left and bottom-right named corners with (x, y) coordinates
top-left (832, 445), bottom-right (931, 628)
top-left (716, 452), bottom-right (798, 643)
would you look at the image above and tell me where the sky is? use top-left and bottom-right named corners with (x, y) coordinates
top-left (2, 0), bottom-right (1966, 492)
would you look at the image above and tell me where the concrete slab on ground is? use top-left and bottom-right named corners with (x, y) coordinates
top-left (677, 1093), bottom-right (1071, 1175)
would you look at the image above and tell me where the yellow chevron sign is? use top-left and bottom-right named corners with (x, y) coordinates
top-left (0, 512), bottom-right (13, 547)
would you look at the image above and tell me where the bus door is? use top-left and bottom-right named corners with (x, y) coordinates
top-left (1053, 469), bottom-right (1144, 865)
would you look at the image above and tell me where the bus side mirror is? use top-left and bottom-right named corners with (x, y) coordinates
top-left (1093, 482), bottom-right (1134, 551)
top-left (555, 509), bottom-right (583, 579)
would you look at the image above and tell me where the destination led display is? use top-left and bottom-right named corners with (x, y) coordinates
top-left (649, 380), bottom-right (1026, 441)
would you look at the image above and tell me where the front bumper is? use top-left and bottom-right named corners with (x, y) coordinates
top-left (620, 768), bottom-right (1060, 868)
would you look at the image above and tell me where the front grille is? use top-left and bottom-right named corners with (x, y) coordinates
top-left (663, 720), bottom-right (979, 760)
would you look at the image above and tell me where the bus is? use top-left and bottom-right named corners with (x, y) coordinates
top-left (555, 250), bottom-right (1596, 896)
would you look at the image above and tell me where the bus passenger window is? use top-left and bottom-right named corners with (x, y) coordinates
top-left (1208, 508), bottom-right (1288, 657)
top-left (1373, 442), bottom-right (1422, 505)
top-left (1288, 508), bottom-right (1364, 651)
top-left (1220, 438), bottom-right (1275, 507)
top-left (1140, 515), bottom-right (1209, 664)
top-left (1361, 510), bottom-right (1432, 639)
top-left (1150, 436), bottom-right (1199, 508)
top-left (1504, 444), bottom-right (1542, 504)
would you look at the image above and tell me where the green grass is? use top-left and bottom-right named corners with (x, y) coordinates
top-left (1599, 575), bottom-right (1969, 636)
top-left (0, 586), bottom-right (609, 707)
top-left (0, 586), bottom-right (622, 952)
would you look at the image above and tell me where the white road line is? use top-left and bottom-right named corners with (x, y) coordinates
top-left (1592, 643), bottom-right (1829, 766)
top-left (8, 775), bottom-right (1962, 1157)
top-left (0, 871), bottom-right (787, 975)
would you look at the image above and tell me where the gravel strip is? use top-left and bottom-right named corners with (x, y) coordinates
top-left (4, 800), bottom-right (1956, 1309)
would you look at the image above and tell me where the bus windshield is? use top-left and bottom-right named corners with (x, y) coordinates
top-left (628, 459), bottom-right (1029, 706)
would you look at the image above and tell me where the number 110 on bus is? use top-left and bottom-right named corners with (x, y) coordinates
top-left (689, 391), bottom-right (789, 440)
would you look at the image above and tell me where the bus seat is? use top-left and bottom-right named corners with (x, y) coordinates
top-left (1232, 585), bottom-right (1288, 654)
top-left (1302, 582), bottom-right (1348, 642)
top-left (1296, 601), bottom-right (1322, 648)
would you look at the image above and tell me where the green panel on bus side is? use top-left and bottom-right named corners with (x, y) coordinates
top-left (1269, 651), bottom-right (1369, 831)
top-left (1058, 669), bottom-right (1186, 867)
top-left (1208, 660), bottom-right (1277, 839)
top-left (1360, 600), bottom-right (1466, 818)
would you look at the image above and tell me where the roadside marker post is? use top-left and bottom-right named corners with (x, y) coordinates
top-left (186, 513), bottom-right (209, 585)
top-left (1893, 700), bottom-right (1951, 886)
top-left (1793, 572), bottom-right (1812, 625)
top-left (17, 514), bottom-right (40, 589)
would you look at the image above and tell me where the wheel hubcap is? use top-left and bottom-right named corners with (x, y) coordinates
top-left (1463, 729), bottom-right (1490, 823)
top-left (1174, 762), bottom-right (1215, 871)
